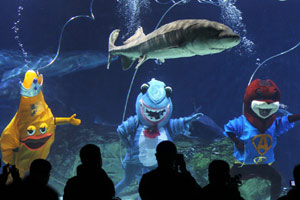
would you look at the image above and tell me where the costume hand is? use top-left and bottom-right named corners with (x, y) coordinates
top-left (69, 114), bottom-right (81, 126)
top-left (117, 127), bottom-right (133, 148)
top-left (184, 113), bottom-right (204, 125)
top-left (279, 103), bottom-right (288, 109)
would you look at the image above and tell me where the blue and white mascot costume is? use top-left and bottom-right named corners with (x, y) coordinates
top-left (115, 78), bottom-right (202, 194)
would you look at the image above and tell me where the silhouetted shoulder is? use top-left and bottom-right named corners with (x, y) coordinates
top-left (64, 165), bottom-right (115, 200)
top-left (202, 184), bottom-right (244, 200)
top-left (139, 168), bottom-right (197, 200)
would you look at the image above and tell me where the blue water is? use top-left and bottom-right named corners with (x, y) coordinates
top-left (1, 0), bottom-right (300, 198)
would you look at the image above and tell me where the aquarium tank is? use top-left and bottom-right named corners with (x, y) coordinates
top-left (0, 0), bottom-right (300, 199)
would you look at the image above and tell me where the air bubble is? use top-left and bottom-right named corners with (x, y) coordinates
top-left (117, 0), bottom-right (151, 36)
top-left (12, 1), bottom-right (29, 66)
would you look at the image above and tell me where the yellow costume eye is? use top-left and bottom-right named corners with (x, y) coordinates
top-left (27, 125), bottom-right (36, 136)
top-left (39, 123), bottom-right (48, 134)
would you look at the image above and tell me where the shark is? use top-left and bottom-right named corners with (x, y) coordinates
top-left (107, 19), bottom-right (241, 70)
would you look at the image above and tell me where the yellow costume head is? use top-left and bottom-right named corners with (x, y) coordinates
top-left (19, 70), bottom-right (55, 151)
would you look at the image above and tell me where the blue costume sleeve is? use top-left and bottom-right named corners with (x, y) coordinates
top-left (117, 115), bottom-right (139, 148)
top-left (274, 115), bottom-right (295, 137)
top-left (224, 116), bottom-right (243, 138)
top-left (169, 117), bottom-right (191, 137)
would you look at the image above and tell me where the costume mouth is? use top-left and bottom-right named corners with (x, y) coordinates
top-left (140, 99), bottom-right (170, 123)
top-left (251, 100), bottom-right (279, 119)
top-left (259, 108), bottom-right (272, 117)
top-left (21, 133), bottom-right (52, 151)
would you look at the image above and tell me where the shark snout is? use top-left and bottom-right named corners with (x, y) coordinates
top-left (218, 31), bottom-right (241, 48)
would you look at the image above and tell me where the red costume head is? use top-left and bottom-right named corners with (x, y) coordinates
top-left (243, 79), bottom-right (281, 132)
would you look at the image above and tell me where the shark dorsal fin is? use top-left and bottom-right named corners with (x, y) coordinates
top-left (123, 27), bottom-right (145, 45)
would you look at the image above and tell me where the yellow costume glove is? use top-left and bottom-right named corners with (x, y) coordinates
top-left (55, 114), bottom-right (81, 126)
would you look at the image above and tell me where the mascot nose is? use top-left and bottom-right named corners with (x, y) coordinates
top-left (148, 85), bottom-right (165, 103)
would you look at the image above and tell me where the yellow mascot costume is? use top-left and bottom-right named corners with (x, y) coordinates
top-left (0, 70), bottom-right (81, 178)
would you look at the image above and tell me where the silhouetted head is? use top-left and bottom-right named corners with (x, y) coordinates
top-left (29, 159), bottom-right (52, 185)
top-left (208, 160), bottom-right (230, 184)
top-left (155, 141), bottom-right (177, 168)
top-left (293, 164), bottom-right (300, 186)
top-left (80, 144), bottom-right (102, 168)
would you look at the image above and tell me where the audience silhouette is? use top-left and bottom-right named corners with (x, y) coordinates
top-left (19, 159), bottom-right (59, 200)
top-left (3, 142), bottom-right (296, 200)
top-left (0, 163), bottom-right (9, 187)
top-left (63, 144), bottom-right (116, 200)
top-left (278, 164), bottom-right (300, 200)
top-left (138, 140), bottom-right (201, 200)
top-left (202, 160), bottom-right (244, 200)
top-left (0, 163), bottom-right (10, 198)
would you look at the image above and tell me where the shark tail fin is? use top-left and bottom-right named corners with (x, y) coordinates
top-left (121, 56), bottom-right (135, 71)
top-left (107, 29), bottom-right (120, 69)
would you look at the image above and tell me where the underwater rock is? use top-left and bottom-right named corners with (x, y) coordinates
top-left (47, 125), bottom-right (271, 199)
top-left (189, 115), bottom-right (225, 142)
top-left (186, 137), bottom-right (271, 200)
top-left (47, 124), bottom-right (123, 195)
top-left (48, 124), bottom-right (141, 198)
top-left (239, 178), bottom-right (271, 200)
top-left (186, 137), bottom-right (234, 184)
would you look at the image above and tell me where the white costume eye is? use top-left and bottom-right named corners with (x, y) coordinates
top-left (27, 125), bottom-right (36, 136)
top-left (39, 123), bottom-right (48, 134)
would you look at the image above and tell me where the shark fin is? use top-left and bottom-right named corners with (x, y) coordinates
top-left (107, 29), bottom-right (120, 69)
top-left (109, 29), bottom-right (120, 51)
top-left (121, 56), bottom-right (136, 71)
top-left (159, 58), bottom-right (165, 63)
top-left (135, 55), bottom-right (147, 69)
top-left (123, 27), bottom-right (146, 45)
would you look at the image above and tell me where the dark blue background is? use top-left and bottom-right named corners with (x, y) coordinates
top-left (0, 0), bottom-right (300, 185)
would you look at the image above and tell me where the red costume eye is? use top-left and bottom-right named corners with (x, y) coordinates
top-left (272, 90), bottom-right (279, 101)
top-left (255, 88), bottom-right (263, 100)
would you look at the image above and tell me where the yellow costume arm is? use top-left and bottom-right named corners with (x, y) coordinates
top-left (0, 116), bottom-right (20, 165)
top-left (55, 114), bottom-right (81, 126)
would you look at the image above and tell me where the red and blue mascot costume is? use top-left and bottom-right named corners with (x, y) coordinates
top-left (224, 79), bottom-right (300, 200)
